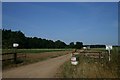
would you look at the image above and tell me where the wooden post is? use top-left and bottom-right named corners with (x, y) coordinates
top-left (14, 53), bottom-right (17, 63)
top-left (99, 52), bottom-right (100, 59)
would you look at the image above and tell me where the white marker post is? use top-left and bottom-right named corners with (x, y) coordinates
top-left (106, 45), bottom-right (112, 61)
top-left (13, 43), bottom-right (19, 63)
top-left (13, 43), bottom-right (19, 48)
top-left (71, 57), bottom-right (78, 65)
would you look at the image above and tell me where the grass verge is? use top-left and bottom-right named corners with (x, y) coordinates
top-left (58, 47), bottom-right (120, 78)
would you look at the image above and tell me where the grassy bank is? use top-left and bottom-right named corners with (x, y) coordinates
top-left (58, 47), bottom-right (120, 78)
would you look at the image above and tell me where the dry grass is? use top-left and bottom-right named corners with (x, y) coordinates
top-left (58, 48), bottom-right (119, 78)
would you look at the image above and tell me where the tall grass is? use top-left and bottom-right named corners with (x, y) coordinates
top-left (59, 47), bottom-right (120, 78)
top-left (109, 47), bottom-right (120, 77)
top-left (58, 61), bottom-right (79, 78)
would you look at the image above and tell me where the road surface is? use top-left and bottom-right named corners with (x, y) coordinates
top-left (3, 54), bottom-right (71, 78)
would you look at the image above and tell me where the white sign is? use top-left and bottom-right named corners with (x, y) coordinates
top-left (13, 43), bottom-right (19, 47)
top-left (71, 61), bottom-right (78, 65)
top-left (106, 45), bottom-right (112, 61)
top-left (106, 45), bottom-right (112, 50)
top-left (71, 57), bottom-right (76, 61)
top-left (71, 57), bottom-right (78, 65)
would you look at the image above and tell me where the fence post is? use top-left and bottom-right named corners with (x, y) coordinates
top-left (13, 43), bottom-right (19, 64)
top-left (14, 53), bottom-right (17, 64)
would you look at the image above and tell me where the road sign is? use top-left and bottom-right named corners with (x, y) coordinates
top-left (13, 43), bottom-right (19, 47)
top-left (83, 47), bottom-right (87, 49)
top-left (106, 45), bottom-right (112, 61)
top-left (106, 45), bottom-right (112, 50)
top-left (71, 61), bottom-right (78, 65)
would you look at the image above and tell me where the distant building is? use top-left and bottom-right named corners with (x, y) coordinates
top-left (83, 47), bottom-right (87, 49)
top-left (87, 46), bottom-right (90, 49)
top-left (83, 46), bottom-right (90, 50)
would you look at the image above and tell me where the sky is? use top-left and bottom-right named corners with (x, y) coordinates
top-left (2, 2), bottom-right (118, 45)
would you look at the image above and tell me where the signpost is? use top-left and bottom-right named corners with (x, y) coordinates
top-left (70, 52), bottom-right (80, 77)
top-left (71, 57), bottom-right (78, 65)
top-left (13, 43), bottom-right (19, 48)
top-left (71, 52), bottom-right (79, 66)
top-left (13, 43), bottom-right (19, 63)
top-left (106, 45), bottom-right (112, 61)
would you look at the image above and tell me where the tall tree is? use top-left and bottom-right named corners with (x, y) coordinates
top-left (2, 29), bottom-right (84, 49)
top-left (69, 42), bottom-right (75, 48)
top-left (75, 42), bottom-right (83, 49)
top-left (55, 40), bottom-right (66, 48)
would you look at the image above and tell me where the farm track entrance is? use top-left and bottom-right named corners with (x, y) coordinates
top-left (73, 50), bottom-right (118, 78)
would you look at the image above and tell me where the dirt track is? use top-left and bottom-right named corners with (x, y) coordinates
top-left (3, 54), bottom-right (71, 78)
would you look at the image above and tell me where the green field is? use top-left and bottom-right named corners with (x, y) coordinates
top-left (2, 48), bottom-right (73, 54)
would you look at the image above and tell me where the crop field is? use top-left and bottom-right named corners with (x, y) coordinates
top-left (2, 48), bottom-right (72, 54)
top-left (2, 49), bottom-right (72, 70)
top-left (57, 47), bottom-right (120, 78)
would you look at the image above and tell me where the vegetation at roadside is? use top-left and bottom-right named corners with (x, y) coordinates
top-left (58, 47), bottom-right (120, 78)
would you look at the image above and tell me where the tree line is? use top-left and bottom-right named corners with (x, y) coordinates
top-left (84, 45), bottom-right (105, 48)
top-left (2, 29), bottom-right (83, 49)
